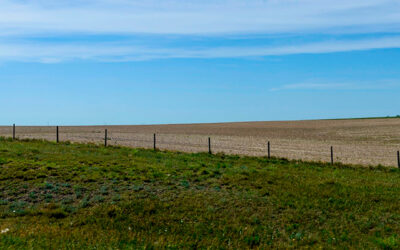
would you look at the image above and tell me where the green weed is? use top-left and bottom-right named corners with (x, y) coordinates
top-left (0, 138), bottom-right (399, 248)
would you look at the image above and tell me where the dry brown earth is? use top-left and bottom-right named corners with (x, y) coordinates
top-left (1, 118), bottom-right (400, 167)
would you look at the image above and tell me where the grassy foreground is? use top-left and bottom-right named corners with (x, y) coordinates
top-left (0, 138), bottom-right (399, 249)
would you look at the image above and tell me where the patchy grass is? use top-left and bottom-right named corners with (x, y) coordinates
top-left (0, 138), bottom-right (399, 249)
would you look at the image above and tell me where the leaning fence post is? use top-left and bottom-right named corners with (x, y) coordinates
top-left (397, 151), bottom-right (400, 168)
top-left (268, 141), bottom-right (271, 159)
top-left (104, 129), bottom-right (108, 147)
top-left (12, 124), bottom-right (15, 140)
top-left (153, 133), bottom-right (156, 150)
top-left (330, 146), bottom-right (334, 165)
top-left (208, 137), bottom-right (211, 154)
top-left (56, 126), bottom-right (59, 143)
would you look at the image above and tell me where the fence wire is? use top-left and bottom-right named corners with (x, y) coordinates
top-left (1, 126), bottom-right (399, 168)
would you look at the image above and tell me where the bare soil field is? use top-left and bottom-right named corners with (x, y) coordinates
top-left (1, 118), bottom-right (400, 167)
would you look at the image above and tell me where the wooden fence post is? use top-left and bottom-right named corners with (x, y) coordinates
top-left (153, 133), bottom-right (156, 150)
top-left (268, 141), bottom-right (271, 159)
top-left (104, 129), bottom-right (108, 147)
top-left (12, 124), bottom-right (15, 140)
top-left (397, 151), bottom-right (400, 168)
top-left (208, 137), bottom-right (211, 154)
top-left (330, 146), bottom-right (334, 165)
top-left (56, 126), bottom-right (59, 143)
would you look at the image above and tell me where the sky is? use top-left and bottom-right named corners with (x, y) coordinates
top-left (1, 0), bottom-right (400, 125)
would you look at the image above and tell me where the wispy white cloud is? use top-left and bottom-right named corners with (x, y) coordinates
top-left (1, 0), bottom-right (400, 62)
top-left (270, 83), bottom-right (349, 91)
top-left (269, 80), bottom-right (400, 91)
top-left (0, 0), bottom-right (399, 35)
top-left (1, 36), bottom-right (400, 62)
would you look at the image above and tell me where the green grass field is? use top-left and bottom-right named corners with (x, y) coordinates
top-left (0, 138), bottom-right (399, 249)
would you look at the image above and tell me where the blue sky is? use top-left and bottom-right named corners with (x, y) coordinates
top-left (1, 0), bottom-right (400, 125)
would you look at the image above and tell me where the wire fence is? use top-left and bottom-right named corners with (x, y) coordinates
top-left (2, 124), bottom-right (400, 168)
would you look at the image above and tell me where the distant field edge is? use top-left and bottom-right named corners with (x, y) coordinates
top-left (1, 115), bottom-right (400, 127)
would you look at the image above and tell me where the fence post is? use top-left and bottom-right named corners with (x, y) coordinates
top-left (104, 129), bottom-right (108, 147)
top-left (153, 133), bottom-right (156, 150)
top-left (330, 146), bottom-right (334, 165)
top-left (208, 137), bottom-right (211, 154)
top-left (56, 126), bottom-right (59, 143)
top-left (268, 141), bottom-right (271, 159)
top-left (397, 151), bottom-right (400, 168)
top-left (12, 124), bottom-right (15, 140)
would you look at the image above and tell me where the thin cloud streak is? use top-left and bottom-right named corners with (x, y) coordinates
top-left (269, 81), bottom-right (400, 91)
top-left (270, 83), bottom-right (350, 91)
top-left (1, 36), bottom-right (400, 62)
top-left (0, 0), bottom-right (399, 35)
